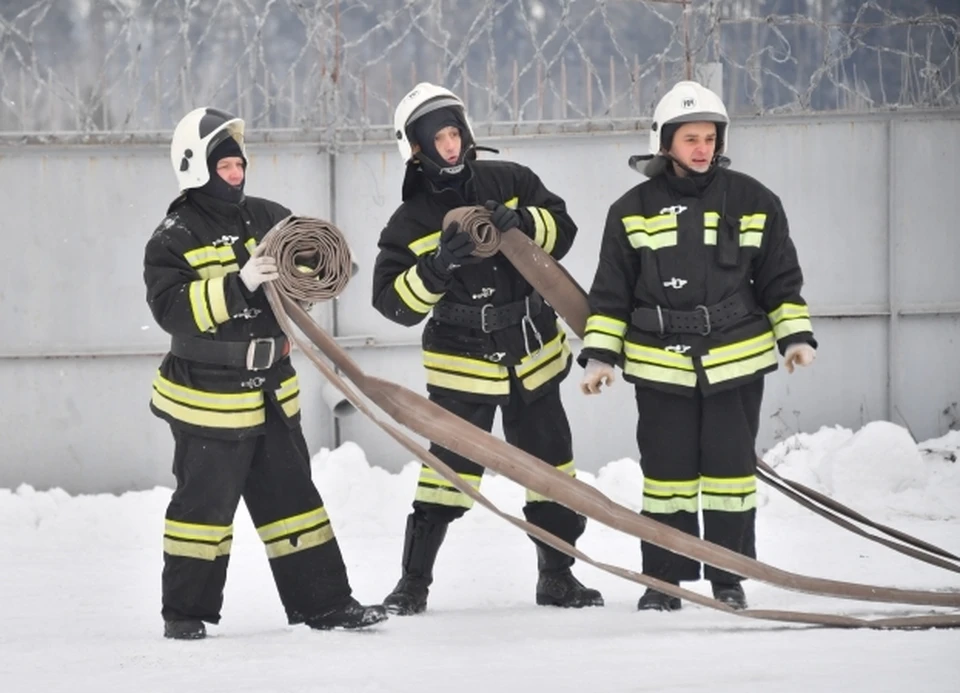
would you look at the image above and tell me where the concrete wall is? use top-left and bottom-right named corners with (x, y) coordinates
top-left (2, 110), bottom-right (958, 493)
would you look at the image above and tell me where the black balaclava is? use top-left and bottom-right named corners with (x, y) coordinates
top-left (198, 135), bottom-right (246, 203)
top-left (409, 106), bottom-right (473, 187)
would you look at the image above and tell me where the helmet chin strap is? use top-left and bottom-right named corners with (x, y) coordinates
top-left (416, 141), bottom-right (475, 178)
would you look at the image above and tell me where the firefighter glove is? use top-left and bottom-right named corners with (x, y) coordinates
top-left (484, 199), bottom-right (523, 234)
top-left (239, 255), bottom-right (279, 292)
top-left (431, 220), bottom-right (480, 275)
top-left (580, 359), bottom-right (616, 395)
top-left (784, 343), bottom-right (816, 374)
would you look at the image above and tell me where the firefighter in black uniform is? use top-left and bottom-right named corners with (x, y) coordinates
top-left (372, 83), bottom-right (603, 614)
top-left (144, 107), bottom-right (387, 639)
top-left (579, 81), bottom-right (817, 612)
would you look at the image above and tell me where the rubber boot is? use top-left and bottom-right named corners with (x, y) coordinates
top-left (712, 581), bottom-right (748, 610)
top-left (382, 511), bottom-right (449, 615)
top-left (306, 598), bottom-right (388, 630)
top-left (637, 582), bottom-right (682, 612)
top-left (535, 544), bottom-right (604, 608)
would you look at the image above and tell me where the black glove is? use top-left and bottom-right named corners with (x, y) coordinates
top-left (484, 199), bottom-right (523, 233)
top-left (430, 220), bottom-right (481, 276)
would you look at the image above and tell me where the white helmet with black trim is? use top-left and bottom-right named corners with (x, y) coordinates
top-left (648, 80), bottom-right (729, 156)
top-left (170, 107), bottom-right (246, 191)
top-left (393, 82), bottom-right (475, 166)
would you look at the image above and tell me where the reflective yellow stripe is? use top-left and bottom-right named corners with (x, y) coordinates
top-left (415, 467), bottom-right (480, 510)
top-left (245, 238), bottom-right (257, 253)
top-left (422, 352), bottom-right (510, 395)
top-left (643, 496), bottom-right (699, 514)
top-left (196, 263), bottom-right (240, 279)
top-left (189, 280), bottom-right (215, 332)
top-left (423, 351), bottom-right (508, 378)
top-left (583, 332), bottom-right (623, 352)
top-left (701, 475), bottom-right (757, 495)
top-left (624, 343), bottom-right (695, 370)
top-left (504, 197), bottom-right (519, 209)
top-left (527, 461), bottom-right (576, 503)
top-left (184, 245), bottom-right (237, 268)
top-left (623, 214), bottom-right (679, 251)
top-left (701, 494), bottom-right (757, 512)
top-left (701, 332), bottom-right (776, 367)
top-left (768, 303), bottom-right (813, 340)
top-left (773, 317), bottom-right (814, 340)
top-left (704, 229), bottom-right (717, 245)
top-left (418, 466), bottom-right (482, 490)
top-left (740, 213), bottom-right (767, 231)
top-left (414, 486), bottom-right (476, 509)
top-left (276, 375), bottom-right (299, 401)
top-left (163, 537), bottom-right (232, 560)
top-left (703, 348), bottom-right (777, 385)
top-left (586, 315), bottom-right (627, 337)
top-left (408, 231), bottom-right (442, 257)
top-left (628, 230), bottom-right (678, 250)
top-left (529, 206), bottom-right (546, 246)
top-left (395, 266), bottom-right (444, 314)
top-left (153, 374), bottom-right (263, 410)
top-left (151, 372), bottom-right (266, 429)
top-left (516, 329), bottom-right (566, 377)
top-left (425, 370), bottom-right (511, 395)
top-left (264, 525), bottom-right (336, 559)
top-left (516, 331), bottom-right (570, 391)
top-left (643, 478), bottom-right (700, 497)
top-left (584, 315), bottom-right (626, 353)
top-left (643, 477), bottom-right (700, 513)
top-left (527, 206), bottom-right (557, 254)
top-left (623, 341), bottom-right (697, 387)
top-left (257, 507), bottom-right (330, 543)
top-left (208, 276), bottom-right (229, 324)
top-left (622, 215), bottom-right (677, 233)
top-left (152, 390), bottom-right (266, 428)
top-left (164, 519), bottom-right (233, 542)
top-left (624, 361), bottom-right (698, 387)
top-left (279, 395), bottom-right (299, 418)
top-left (703, 212), bottom-right (720, 228)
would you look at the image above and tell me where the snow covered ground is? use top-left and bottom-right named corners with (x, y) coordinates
top-left (1, 422), bottom-right (958, 692)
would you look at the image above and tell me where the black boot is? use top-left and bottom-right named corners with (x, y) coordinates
top-left (712, 581), bottom-right (747, 610)
top-left (637, 582), bottom-right (682, 612)
top-left (163, 618), bottom-right (206, 640)
top-left (382, 511), bottom-right (449, 616)
top-left (535, 545), bottom-right (604, 608)
top-left (306, 597), bottom-right (388, 630)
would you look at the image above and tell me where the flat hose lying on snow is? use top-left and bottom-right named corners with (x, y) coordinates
top-left (256, 214), bottom-right (960, 629)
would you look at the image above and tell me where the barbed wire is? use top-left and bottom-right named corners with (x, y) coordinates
top-left (0, 0), bottom-right (957, 139)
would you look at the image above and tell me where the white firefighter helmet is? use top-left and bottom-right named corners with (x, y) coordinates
top-left (649, 81), bottom-right (729, 156)
top-left (393, 82), bottom-right (475, 164)
top-left (170, 107), bottom-right (246, 191)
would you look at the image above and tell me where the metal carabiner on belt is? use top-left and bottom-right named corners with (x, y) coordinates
top-left (520, 295), bottom-right (544, 358)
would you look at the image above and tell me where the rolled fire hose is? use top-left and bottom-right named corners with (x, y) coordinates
top-left (256, 215), bottom-right (960, 629)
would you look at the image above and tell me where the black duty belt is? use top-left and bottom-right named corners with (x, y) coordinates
top-left (631, 292), bottom-right (755, 336)
top-left (171, 335), bottom-right (290, 371)
top-left (432, 292), bottom-right (543, 334)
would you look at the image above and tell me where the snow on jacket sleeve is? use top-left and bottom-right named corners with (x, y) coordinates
top-left (578, 202), bottom-right (643, 368)
top-left (143, 218), bottom-right (253, 336)
top-left (751, 196), bottom-right (817, 354)
top-left (371, 211), bottom-right (450, 327)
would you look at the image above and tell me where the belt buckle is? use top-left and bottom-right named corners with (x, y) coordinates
top-left (480, 303), bottom-right (495, 333)
top-left (246, 338), bottom-right (276, 371)
top-left (695, 305), bottom-right (711, 336)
